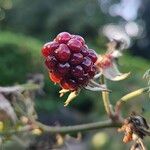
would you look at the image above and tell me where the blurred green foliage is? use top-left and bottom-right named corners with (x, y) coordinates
top-left (1, 0), bottom-right (111, 40)
top-left (0, 31), bottom-right (43, 85)
top-left (0, 0), bottom-right (150, 147)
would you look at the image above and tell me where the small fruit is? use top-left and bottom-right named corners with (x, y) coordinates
top-left (70, 53), bottom-right (83, 65)
top-left (45, 56), bottom-right (57, 70)
top-left (42, 32), bottom-right (98, 91)
top-left (55, 44), bottom-right (71, 62)
top-left (71, 65), bottom-right (84, 78)
top-left (56, 32), bottom-right (71, 44)
top-left (42, 41), bottom-right (59, 57)
top-left (81, 57), bottom-right (93, 71)
top-left (49, 72), bottom-right (62, 83)
top-left (71, 35), bottom-right (85, 45)
top-left (88, 49), bottom-right (97, 63)
top-left (67, 39), bottom-right (82, 52)
top-left (57, 63), bottom-right (70, 75)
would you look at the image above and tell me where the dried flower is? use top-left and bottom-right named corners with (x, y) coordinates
top-left (118, 114), bottom-right (150, 144)
top-left (96, 52), bottom-right (130, 81)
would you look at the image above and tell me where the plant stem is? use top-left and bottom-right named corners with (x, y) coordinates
top-left (115, 87), bottom-right (149, 115)
top-left (0, 125), bottom-right (32, 136)
top-left (0, 120), bottom-right (121, 135)
top-left (0, 83), bottom-right (40, 93)
top-left (100, 75), bottom-right (113, 117)
top-left (32, 119), bottom-right (121, 134)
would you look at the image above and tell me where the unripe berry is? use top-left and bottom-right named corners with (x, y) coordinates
top-left (42, 32), bottom-right (98, 91)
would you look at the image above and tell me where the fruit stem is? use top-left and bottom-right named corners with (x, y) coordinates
top-left (100, 75), bottom-right (114, 118)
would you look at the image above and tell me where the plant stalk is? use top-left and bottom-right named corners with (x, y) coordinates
top-left (115, 87), bottom-right (149, 115)
top-left (100, 75), bottom-right (113, 117)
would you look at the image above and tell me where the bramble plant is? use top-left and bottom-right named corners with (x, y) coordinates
top-left (0, 32), bottom-right (149, 149)
top-left (42, 32), bottom-right (130, 107)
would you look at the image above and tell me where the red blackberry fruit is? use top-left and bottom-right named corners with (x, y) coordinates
top-left (60, 78), bottom-right (78, 90)
top-left (81, 46), bottom-right (89, 56)
top-left (55, 44), bottom-right (71, 62)
top-left (60, 79), bottom-right (70, 90)
top-left (57, 63), bottom-right (70, 75)
top-left (45, 56), bottom-right (58, 70)
top-left (71, 65), bottom-right (84, 78)
top-left (87, 66), bottom-right (97, 78)
top-left (77, 74), bottom-right (89, 85)
top-left (42, 32), bottom-right (98, 91)
top-left (88, 49), bottom-right (97, 63)
top-left (42, 41), bottom-right (59, 57)
top-left (55, 32), bottom-right (71, 44)
top-left (49, 71), bottom-right (62, 83)
top-left (81, 57), bottom-right (93, 71)
top-left (71, 35), bottom-right (85, 45)
top-left (67, 39), bottom-right (82, 52)
top-left (70, 53), bottom-right (83, 65)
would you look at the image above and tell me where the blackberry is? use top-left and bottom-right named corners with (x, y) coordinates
top-left (42, 41), bottom-right (59, 57)
top-left (42, 32), bottom-right (98, 91)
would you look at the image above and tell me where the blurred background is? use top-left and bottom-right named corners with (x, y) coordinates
top-left (0, 0), bottom-right (150, 149)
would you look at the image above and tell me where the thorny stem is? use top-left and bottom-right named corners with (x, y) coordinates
top-left (115, 87), bottom-right (149, 116)
top-left (100, 75), bottom-right (114, 118)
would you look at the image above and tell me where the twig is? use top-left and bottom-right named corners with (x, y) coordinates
top-left (115, 87), bottom-right (149, 116)
top-left (0, 120), bottom-right (121, 135)
top-left (34, 119), bottom-right (121, 134)
top-left (0, 125), bottom-right (32, 136)
top-left (0, 83), bottom-right (40, 94)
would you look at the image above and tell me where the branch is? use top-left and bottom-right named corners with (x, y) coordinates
top-left (33, 119), bottom-right (121, 134)
top-left (115, 87), bottom-right (149, 115)
top-left (0, 125), bottom-right (32, 136)
top-left (0, 83), bottom-right (40, 93)
top-left (0, 120), bottom-right (121, 136)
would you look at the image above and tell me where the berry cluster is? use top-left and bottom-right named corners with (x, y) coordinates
top-left (42, 32), bottom-right (98, 91)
